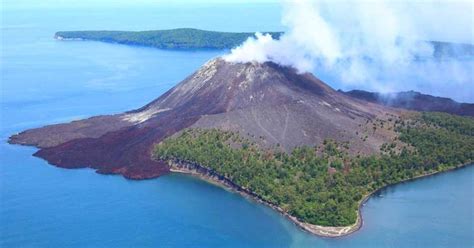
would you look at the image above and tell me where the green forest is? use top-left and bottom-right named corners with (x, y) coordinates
top-left (154, 112), bottom-right (474, 227)
top-left (55, 28), bottom-right (282, 50)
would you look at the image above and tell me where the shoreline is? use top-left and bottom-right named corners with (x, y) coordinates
top-left (168, 159), bottom-right (361, 237)
top-left (167, 159), bottom-right (472, 238)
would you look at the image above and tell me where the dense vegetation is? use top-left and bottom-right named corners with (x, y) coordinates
top-left (154, 112), bottom-right (473, 227)
top-left (55, 28), bottom-right (282, 50)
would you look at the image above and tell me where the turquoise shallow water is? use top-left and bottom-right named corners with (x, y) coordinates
top-left (1, 2), bottom-right (473, 247)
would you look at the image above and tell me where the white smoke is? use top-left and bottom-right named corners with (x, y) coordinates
top-left (223, 0), bottom-right (473, 101)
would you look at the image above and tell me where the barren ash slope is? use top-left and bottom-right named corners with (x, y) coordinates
top-left (9, 58), bottom-right (398, 179)
top-left (9, 58), bottom-right (474, 237)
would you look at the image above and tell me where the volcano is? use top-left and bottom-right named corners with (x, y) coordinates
top-left (9, 58), bottom-right (402, 179)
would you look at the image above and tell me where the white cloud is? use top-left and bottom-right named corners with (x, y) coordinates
top-left (224, 0), bottom-right (473, 101)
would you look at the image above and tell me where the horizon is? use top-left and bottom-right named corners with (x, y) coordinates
top-left (3, 0), bottom-right (472, 44)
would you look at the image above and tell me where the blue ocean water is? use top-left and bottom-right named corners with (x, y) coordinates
top-left (1, 2), bottom-right (473, 247)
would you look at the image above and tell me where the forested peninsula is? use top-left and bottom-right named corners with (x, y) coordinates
top-left (154, 112), bottom-right (474, 236)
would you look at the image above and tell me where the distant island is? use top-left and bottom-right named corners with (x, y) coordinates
top-left (54, 28), bottom-right (474, 58)
top-left (54, 28), bottom-right (282, 50)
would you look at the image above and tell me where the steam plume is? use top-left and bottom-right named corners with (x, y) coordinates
top-left (224, 0), bottom-right (473, 102)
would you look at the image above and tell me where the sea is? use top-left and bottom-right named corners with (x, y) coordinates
top-left (1, 2), bottom-right (473, 247)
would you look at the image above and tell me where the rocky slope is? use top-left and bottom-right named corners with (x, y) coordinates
top-left (9, 58), bottom-right (402, 179)
top-left (342, 90), bottom-right (474, 117)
